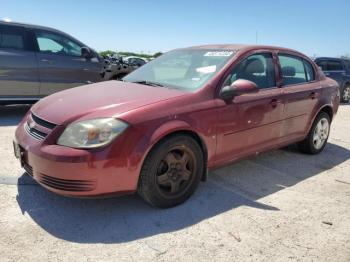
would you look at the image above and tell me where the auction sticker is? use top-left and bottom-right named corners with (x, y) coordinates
top-left (204, 51), bottom-right (234, 57)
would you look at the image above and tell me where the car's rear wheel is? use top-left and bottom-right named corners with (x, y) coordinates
top-left (298, 112), bottom-right (330, 154)
top-left (138, 135), bottom-right (203, 208)
top-left (341, 84), bottom-right (350, 103)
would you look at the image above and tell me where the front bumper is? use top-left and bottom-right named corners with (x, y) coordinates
top-left (14, 119), bottom-right (141, 197)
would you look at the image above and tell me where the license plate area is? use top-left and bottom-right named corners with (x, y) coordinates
top-left (13, 141), bottom-right (27, 166)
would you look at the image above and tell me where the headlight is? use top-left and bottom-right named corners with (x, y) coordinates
top-left (57, 118), bottom-right (128, 149)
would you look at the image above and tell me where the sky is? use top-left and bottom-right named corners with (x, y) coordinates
top-left (2, 0), bottom-right (350, 57)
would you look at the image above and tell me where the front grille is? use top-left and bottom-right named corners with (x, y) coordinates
top-left (31, 113), bottom-right (57, 129)
top-left (24, 123), bottom-right (47, 140)
top-left (25, 113), bottom-right (58, 141)
top-left (37, 173), bottom-right (97, 192)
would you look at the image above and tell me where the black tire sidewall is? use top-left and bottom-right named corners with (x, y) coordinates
top-left (138, 135), bottom-right (204, 208)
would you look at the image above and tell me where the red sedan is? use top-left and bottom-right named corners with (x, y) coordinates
top-left (14, 45), bottom-right (340, 208)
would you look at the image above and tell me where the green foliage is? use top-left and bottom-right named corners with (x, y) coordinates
top-left (340, 54), bottom-right (350, 59)
top-left (99, 50), bottom-right (117, 58)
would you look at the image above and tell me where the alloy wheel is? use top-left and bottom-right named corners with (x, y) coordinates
top-left (313, 118), bottom-right (329, 150)
top-left (155, 146), bottom-right (197, 196)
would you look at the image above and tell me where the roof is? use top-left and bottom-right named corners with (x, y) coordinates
top-left (0, 20), bottom-right (87, 47)
top-left (184, 44), bottom-right (298, 52)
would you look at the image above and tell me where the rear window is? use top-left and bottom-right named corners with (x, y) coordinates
top-left (316, 60), bottom-right (344, 71)
top-left (278, 54), bottom-right (307, 85)
top-left (327, 60), bottom-right (343, 71)
top-left (0, 25), bottom-right (26, 50)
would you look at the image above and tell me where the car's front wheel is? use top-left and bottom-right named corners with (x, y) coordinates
top-left (341, 84), bottom-right (350, 103)
top-left (138, 135), bottom-right (204, 208)
top-left (298, 112), bottom-right (330, 154)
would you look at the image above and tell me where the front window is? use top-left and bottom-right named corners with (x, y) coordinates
top-left (123, 49), bottom-right (236, 91)
top-left (35, 30), bottom-right (83, 57)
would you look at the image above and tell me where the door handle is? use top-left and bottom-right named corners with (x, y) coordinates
top-left (41, 59), bottom-right (53, 64)
top-left (270, 99), bottom-right (280, 108)
top-left (309, 92), bottom-right (316, 99)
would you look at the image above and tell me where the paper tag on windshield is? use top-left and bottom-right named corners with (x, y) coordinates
top-left (204, 51), bottom-right (233, 57)
top-left (196, 65), bottom-right (216, 74)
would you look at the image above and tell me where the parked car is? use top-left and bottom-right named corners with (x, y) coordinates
top-left (104, 59), bottom-right (135, 80)
top-left (314, 57), bottom-right (350, 102)
top-left (123, 56), bottom-right (147, 66)
top-left (0, 21), bottom-right (105, 104)
top-left (14, 44), bottom-right (340, 208)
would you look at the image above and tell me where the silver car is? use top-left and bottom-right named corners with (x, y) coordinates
top-left (0, 21), bottom-right (105, 104)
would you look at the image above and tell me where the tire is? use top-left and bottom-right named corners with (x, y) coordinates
top-left (298, 112), bottom-right (331, 154)
top-left (138, 135), bottom-right (204, 208)
top-left (341, 84), bottom-right (350, 103)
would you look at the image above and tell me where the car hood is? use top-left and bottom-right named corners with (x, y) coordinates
top-left (31, 81), bottom-right (186, 125)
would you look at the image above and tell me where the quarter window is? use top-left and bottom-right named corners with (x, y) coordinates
top-left (278, 54), bottom-right (307, 85)
top-left (35, 30), bottom-right (83, 57)
top-left (226, 53), bottom-right (276, 89)
top-left (0, 25), bottom-right (26, 50)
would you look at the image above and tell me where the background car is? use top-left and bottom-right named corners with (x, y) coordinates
top-left (123, 56), bottom-right (147, 67)
top-left (314, 57), bottom-right (350, 102)
top-left (103, 55), bottom-right (146, 80)
top-left (0, 21), bottom-right (105, 104)
top-left (14, 44), bottom-right (339, 208)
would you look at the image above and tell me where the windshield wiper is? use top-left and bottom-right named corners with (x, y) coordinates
top-left (130, 80), bottom-right (164, 87)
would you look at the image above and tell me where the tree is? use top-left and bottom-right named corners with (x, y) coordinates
top-left (99, 50), bottom-right (117, 58)
top-left (153, 52), bottom-right (163, 58)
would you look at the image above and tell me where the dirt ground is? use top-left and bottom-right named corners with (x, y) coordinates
top-left (0, 104), bottom-right (349, 262)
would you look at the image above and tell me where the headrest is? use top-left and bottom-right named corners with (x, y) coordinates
top-left (245, 58), bottom-right (265, 75)
top-left (282, 66), bottom-right (296, 77)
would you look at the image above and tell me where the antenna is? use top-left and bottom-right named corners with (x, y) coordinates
top-left (255, 30), bottom-right (258, 44)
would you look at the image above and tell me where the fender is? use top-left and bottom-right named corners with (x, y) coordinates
top-left (149, 120), bottom-right (195, 146)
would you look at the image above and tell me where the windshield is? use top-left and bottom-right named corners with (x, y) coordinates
top-left (123, 49), bottom-right (236, 91)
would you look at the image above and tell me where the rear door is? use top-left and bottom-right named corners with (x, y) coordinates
top-left (0, 24), bottom-right (39, 98)
top-left (278, 54), bottom-right (320, 140)
top-left (32, 29), bottom-right (102, 95)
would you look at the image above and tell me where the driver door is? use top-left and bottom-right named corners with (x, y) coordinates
top-left (215, 52), bottom-right (284, 165)
top-left (32, 29), bottom-right (102, 95)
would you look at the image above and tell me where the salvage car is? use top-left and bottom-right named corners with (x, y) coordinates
top-left (14, 44), bottom-right (340, 208)
top-left (315, 57), bottom-right (350, 102)
top-left (0, 21), bottom-right (105, 104)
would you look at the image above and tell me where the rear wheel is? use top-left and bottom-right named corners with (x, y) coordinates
top-left (298, 112), bottom-right (330, 154)
top-left (341, 84), bottom-right (350, 103)
top-left (138, 135), bottom-right (203, 208)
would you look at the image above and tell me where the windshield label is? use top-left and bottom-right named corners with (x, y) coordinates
top-left (204, 51), bottom-right (234, 57)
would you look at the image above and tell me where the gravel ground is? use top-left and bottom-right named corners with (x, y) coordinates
top-left (0, 104), bottom-right (349, 262)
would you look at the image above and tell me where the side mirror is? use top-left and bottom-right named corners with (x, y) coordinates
top-left (219, 79), bottom-right (258, 101)
top-left (81, 47), bottom-right (93, 59)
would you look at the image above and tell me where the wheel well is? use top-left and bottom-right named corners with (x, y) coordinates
top-left (319, 106), bottom-right (333, 121)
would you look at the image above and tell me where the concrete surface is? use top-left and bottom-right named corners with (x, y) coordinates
top-left (0, 104), bottom-right (349, 262)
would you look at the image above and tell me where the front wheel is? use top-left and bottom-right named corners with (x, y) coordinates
top-left (298, 112), bottom-right (330, 154)
top-left (341, 85), bottom-right (350, 103)
top-left (138, 135), bottom-right (204, 208)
